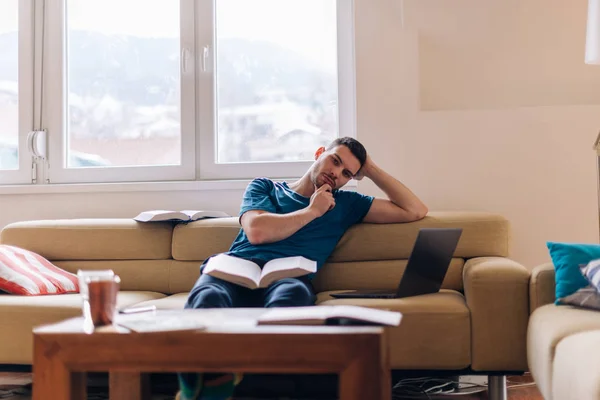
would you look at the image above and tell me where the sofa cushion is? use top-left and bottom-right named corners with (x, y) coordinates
top-left (312, 258), bottom-right (465, 293)
top-left (55, 260), bottom-right (173, 293)
top-left (552, 330), bottom-right (600, 400)
top-left (172, 212), bottom-right (510, 262)
top-left (546, 242), bottom-right (597, 301)
top-left (1, 219), bottom-right (173, 260)
top-left (137, 290), bottom-right (470, 370)
top-left (0, 245), bottom-right (78, 295)
top-left (527, 304), bottom-right (600, 400)
top-left (0, 290), bottom-right (167, 364)
top-left (172, 218), bottom-right (240, 261)
top-left (169, 261), bottom-right (203, 294)
top-left (317, 289), bottom-right (471, 369)
top-left (329, 212), bottom-right (509, 262)
top-left (133, 292), bottom-right (189, 309)
top-left (529, 263), bottom-right (556, 314)
top-left (168, 259), bottom-right (467, 295)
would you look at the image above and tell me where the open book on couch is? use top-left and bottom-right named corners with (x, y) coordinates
top-left (134, 210), bottom-right (229, 223)
top-left (203, 254), bottom-right (317, 290)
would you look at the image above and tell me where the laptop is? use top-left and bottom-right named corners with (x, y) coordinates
top-left (329, 228), bottom-right (463, 299)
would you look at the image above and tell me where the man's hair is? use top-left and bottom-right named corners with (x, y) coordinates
top-left (326, 137), bottom-right (367, 168)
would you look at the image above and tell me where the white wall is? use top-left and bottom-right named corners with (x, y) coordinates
top-left (2, 0), bottom-right (600, 269)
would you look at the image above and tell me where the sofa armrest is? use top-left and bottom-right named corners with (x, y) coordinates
top-left (463, 257), bottom-right (530, 371)
top-left (529, 263), bottom-right (555, 314)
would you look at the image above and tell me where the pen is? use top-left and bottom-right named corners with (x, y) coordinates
top-left (118, 305), bottom-right (157, 314)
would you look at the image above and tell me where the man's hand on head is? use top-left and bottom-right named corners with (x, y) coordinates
top-left (309, 184), bottom-right (335, 217)
top-left (354, 154), bottom-right (374, 181)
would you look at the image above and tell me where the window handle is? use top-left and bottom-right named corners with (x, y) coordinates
top-left (202, 45), bottom-right (210, 72)
top-left (27, 130), bottom-right (47, 159)
top-left (181, 47), bottom-right (191, 74)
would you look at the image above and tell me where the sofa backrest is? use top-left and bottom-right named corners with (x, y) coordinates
top-left (171, 212), bottom-right (509, 260)
top-left (170, 212), bottom-right (509, 293)
top-left (0, 212), bottom-right (510, 294)
top-left (0, 219), bottom-right (175, 293)
top-left (0, 219), bottom-right (173, 260)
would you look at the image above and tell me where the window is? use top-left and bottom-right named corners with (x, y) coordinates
top-left (65, 1), bottom-right (183, 169)
top-left (44, 0), bottom-right (196, 183)
top-left (1, 0), bottom-right (355, 185)
top-left (0, 0), bottom-right (34, 185)
top-left (0, 1), bottom-right (19, 171)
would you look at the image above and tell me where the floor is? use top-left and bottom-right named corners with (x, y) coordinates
top-left (421, 374), bottom-right (542, 400)
top-left (0, 372), bottom-right (543, 399)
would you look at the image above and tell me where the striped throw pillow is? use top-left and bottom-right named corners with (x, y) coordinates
top-left (558, 287), bottom-right (600, 311)
top-left (581, 259), bottom-right (600, 292)
top-left (0, 245), bottom-right (79, 295)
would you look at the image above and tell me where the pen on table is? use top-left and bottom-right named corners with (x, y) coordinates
top-left (118, 305), bottom-right (157, 314)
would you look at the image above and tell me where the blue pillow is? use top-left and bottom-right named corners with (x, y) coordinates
top-left (547, 242), bottom-right (597, 304)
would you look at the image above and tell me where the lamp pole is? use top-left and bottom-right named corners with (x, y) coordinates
top-left (587, 0), bottom-right (600, 240)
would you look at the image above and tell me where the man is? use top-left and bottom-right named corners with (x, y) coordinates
top-left (177, 137), bottom-right (428, 400)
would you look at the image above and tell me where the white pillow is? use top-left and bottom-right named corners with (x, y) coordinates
top-left (580, 259), bottom-right (600, 292)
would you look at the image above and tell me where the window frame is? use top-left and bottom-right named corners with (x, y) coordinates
top-left (197, 0), bottom-right (357, 180)
top-left (0, 0), bottom-right (35, 185)
top-left (1, 0), bottom-right (356, 186)
top-left (42, 0), bottom-right (197, 184)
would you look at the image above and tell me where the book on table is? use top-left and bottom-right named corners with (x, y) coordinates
top-left (133, 210), bottom-right (230, 223)
top-left (203, 253), bottom-right (317, 290)
top-left (116, 315), bottom-right (207, 333)
top-left (257, 305), bottom-right (402, 326)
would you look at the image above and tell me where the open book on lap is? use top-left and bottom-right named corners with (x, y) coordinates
top-left (134, 210), bottom-right (230, 223)
top-left (257, 306), bottom-right (402, 326)
top-left (203, 253), bottom-right (317, 290)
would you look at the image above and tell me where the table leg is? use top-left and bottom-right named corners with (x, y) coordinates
top-left (339, 361), bottom-right (390, 400)
top-left (70, 373), bottom-right (87, 399)
top-left (33, 336), bottom-right (86, 400)
top-left (109, 372), bottom-right (151, 400)
top-left (338, 335), bottom-right (391, 400)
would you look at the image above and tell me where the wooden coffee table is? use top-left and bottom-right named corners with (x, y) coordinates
top-left (33, 309), bottom-right (391, 400)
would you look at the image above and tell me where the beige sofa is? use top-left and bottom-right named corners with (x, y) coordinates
top-left (528, 264), bottom-right (600, 400)
top-left (0, 212), bottom-right (530, 398)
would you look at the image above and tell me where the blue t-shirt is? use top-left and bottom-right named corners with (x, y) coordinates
top-left (227, 178), bottom-right (374, 271)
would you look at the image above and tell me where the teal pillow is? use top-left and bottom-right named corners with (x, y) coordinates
top-left (547, 242), bottom-right (597, 304)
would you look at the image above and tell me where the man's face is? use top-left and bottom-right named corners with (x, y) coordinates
top-left (311, 145), bottom-right (362, 190)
